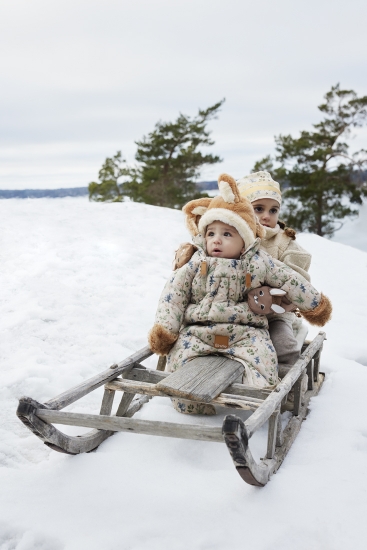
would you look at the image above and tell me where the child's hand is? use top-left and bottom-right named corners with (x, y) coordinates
top-left (247, 286), bottom-right (297, 315)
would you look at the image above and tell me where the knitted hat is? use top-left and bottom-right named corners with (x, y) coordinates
top-left (183, 173), bottom-right (265, 247)
top-left (237, 171), bottom-right (282, 207)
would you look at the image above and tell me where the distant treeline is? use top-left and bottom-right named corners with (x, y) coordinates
top-left (0, 182), bottom-right (218, 199)
top-left (0, 187), bottom-right (90, 199)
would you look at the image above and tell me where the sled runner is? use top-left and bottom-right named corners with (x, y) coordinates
top-left (16, 331), bottom-right (326, 487)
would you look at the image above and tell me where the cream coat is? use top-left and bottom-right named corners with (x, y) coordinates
top-left (260, 225), bottom-right (311, 281)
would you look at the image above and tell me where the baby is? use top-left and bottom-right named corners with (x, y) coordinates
top-left (149, 173), bottom-right (331, 392)
top-left (205, 220), bottom-right (245, 259)
top-left (237, 171), bottom-right (311, 365)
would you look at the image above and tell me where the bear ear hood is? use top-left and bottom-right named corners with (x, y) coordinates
top-left (182, 197), bottom-right (212, 236)
top-left (183, 173), bottom-right (264, 246)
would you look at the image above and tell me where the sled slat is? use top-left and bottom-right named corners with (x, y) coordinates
top-left (276, 411), bottom-right (284, 447)
top-left (266, 410), bottom-right (280, 459)
top-left (244, 332), bottom-right (326, 438)
top-left (293, 376), bottom-right (303, 416)
top-left (125, 395), bottom-right (151, 417)
top-left (106, 379), bottom-right (263, 410)
top-left (45, 346), bottom-right (153, 411)
top-left (156, 356), bottom-right (167, 371)
top-left (155, 356), bottom-right (245, 402)
top-left (307, 360), bottom-right (314, 390)
top-left (271, 373), bottom-right (325, 473)
top-left (125, 368), bottom-right (168, 384)
top-left (106, 379), bottom-right (168, 396)
top-left (313, 349), bottom-right (321, 381)
top-left (125, 368), bottom-right (271, 400)
top-left (116, 393), bottom-right (135, 417)
top-left (36, 409), bottom-right (224, 442)
top-left (100, 389), bottom-right (115, 415)
top-left (224, 383), bottom-right (272, 400)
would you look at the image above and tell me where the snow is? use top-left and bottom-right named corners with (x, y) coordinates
top-left (1, 197), bottom-right (367, 549)
top-left (331, 200), bottom-right (367, 253)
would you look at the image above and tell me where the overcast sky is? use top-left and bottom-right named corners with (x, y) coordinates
top-left (0, 0), bottom-right (366, 189)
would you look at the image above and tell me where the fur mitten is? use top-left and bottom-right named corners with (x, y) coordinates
top-left (148, 324), bottom-right (178, 356)
top-left (300, 293), bottom-right (332, 326)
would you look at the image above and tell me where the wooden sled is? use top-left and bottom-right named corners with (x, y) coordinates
top-left (16, 331), bottom-right (326, 487)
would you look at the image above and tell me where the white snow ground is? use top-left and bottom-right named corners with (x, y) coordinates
top-left (330, 200), bottom-right (367, 253)
top-left (1, 198), bottom-right (367, 550)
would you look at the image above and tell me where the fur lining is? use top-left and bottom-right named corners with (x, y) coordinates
top-left (218, 180), bottom-right (236, 203)
top-left (148, 324), bottom-right (178, 356)
top-left (198, 207), bottom-right (256, 248)
top-left (256, 221), bottom-right (266, 239)
top-left (182, 197), bottom-right (212, 236)
top-left (218, 173), bottom-right (240, 203)
top-left (192, 206), bottom-right (208, 215)
top-left (301, 294), bottom-right (332, 327)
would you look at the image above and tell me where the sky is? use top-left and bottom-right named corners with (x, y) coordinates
top-left (0, 0), bottom-right (366, 190)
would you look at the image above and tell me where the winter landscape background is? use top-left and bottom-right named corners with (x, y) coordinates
top-left (2, 0), bottom-right (367, 547)
top-left (1, 197), bottom-right (367, 549)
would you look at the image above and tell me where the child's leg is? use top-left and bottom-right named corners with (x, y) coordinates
top-left (268, 313), bottom-right (301, 365)
top-left (170, 398), bottom-right (216, 415)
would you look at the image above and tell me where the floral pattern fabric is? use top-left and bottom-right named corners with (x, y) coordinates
top-left (153, 235), bottom-right (321, 388)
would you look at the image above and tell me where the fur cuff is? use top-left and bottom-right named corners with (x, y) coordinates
top-left (301, 293), bottom-right (332, 327)
top-left (148, 324), bottom-right (178, 356)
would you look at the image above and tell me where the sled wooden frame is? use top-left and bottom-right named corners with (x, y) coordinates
top-left (17, 331), bottom-right (326, 487)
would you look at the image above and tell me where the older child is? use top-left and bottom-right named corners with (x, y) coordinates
top-left (237, 171), bottom-right (311, 365)
top-left (149, 173), bottom-right (331, 389)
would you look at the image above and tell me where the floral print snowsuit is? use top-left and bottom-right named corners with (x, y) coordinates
top-left (153, 235), bottom-right (321, 388)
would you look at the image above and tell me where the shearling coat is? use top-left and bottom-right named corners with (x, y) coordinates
top-left (260, 225), bottom-right (311, 281)
top-left (150, 235), bottom-right (326, 388)
top-left (260, 224), bottom-right (312, 363)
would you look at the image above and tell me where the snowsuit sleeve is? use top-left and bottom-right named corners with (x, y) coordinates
top-left (279, 239), bottom-right (312, 282)
top-left (148, 258), bottom-right (199, 355)
top-left (261, 251), bottom-right (332, 326)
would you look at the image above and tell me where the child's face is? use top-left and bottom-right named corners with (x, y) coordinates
top-left (251, 198), bottom-right (280, 228)
top-left (205, 221), bottom-right (245, 259)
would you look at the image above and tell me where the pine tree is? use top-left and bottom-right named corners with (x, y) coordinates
top-left (89, 100), bottom-right (224, 208)
top-left (253, 85), bottom-right (367, 237)
top-left (88, 151), bottom-right (129, 202)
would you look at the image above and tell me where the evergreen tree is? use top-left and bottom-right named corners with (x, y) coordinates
top-left (253, 85), bottom-right (367, 237)
top-left (89, 100), bottom-right (224, 208)
top-left (88, 151), bottom-right (129, 202)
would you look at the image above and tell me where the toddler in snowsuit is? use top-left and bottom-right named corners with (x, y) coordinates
top-left (148, 174), bottom-right (331, 391)
top-left (237, 171), bottom-right (311, 365)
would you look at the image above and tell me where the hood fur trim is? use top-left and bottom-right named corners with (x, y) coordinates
top-left (301, 293), bottom-right (332, 327)
top-left (198, 207), bottom-right (256, 248)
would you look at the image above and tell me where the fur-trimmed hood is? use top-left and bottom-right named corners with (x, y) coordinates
top-left (183, 173), bottom-right (265, 250)
top-left (192, 233), bottom-right (261, 260)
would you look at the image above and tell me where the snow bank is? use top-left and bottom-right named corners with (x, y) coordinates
top-left (331, 200), bottom-right (367, 253)
top-left (1, 198), bottom-right (367, 549)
